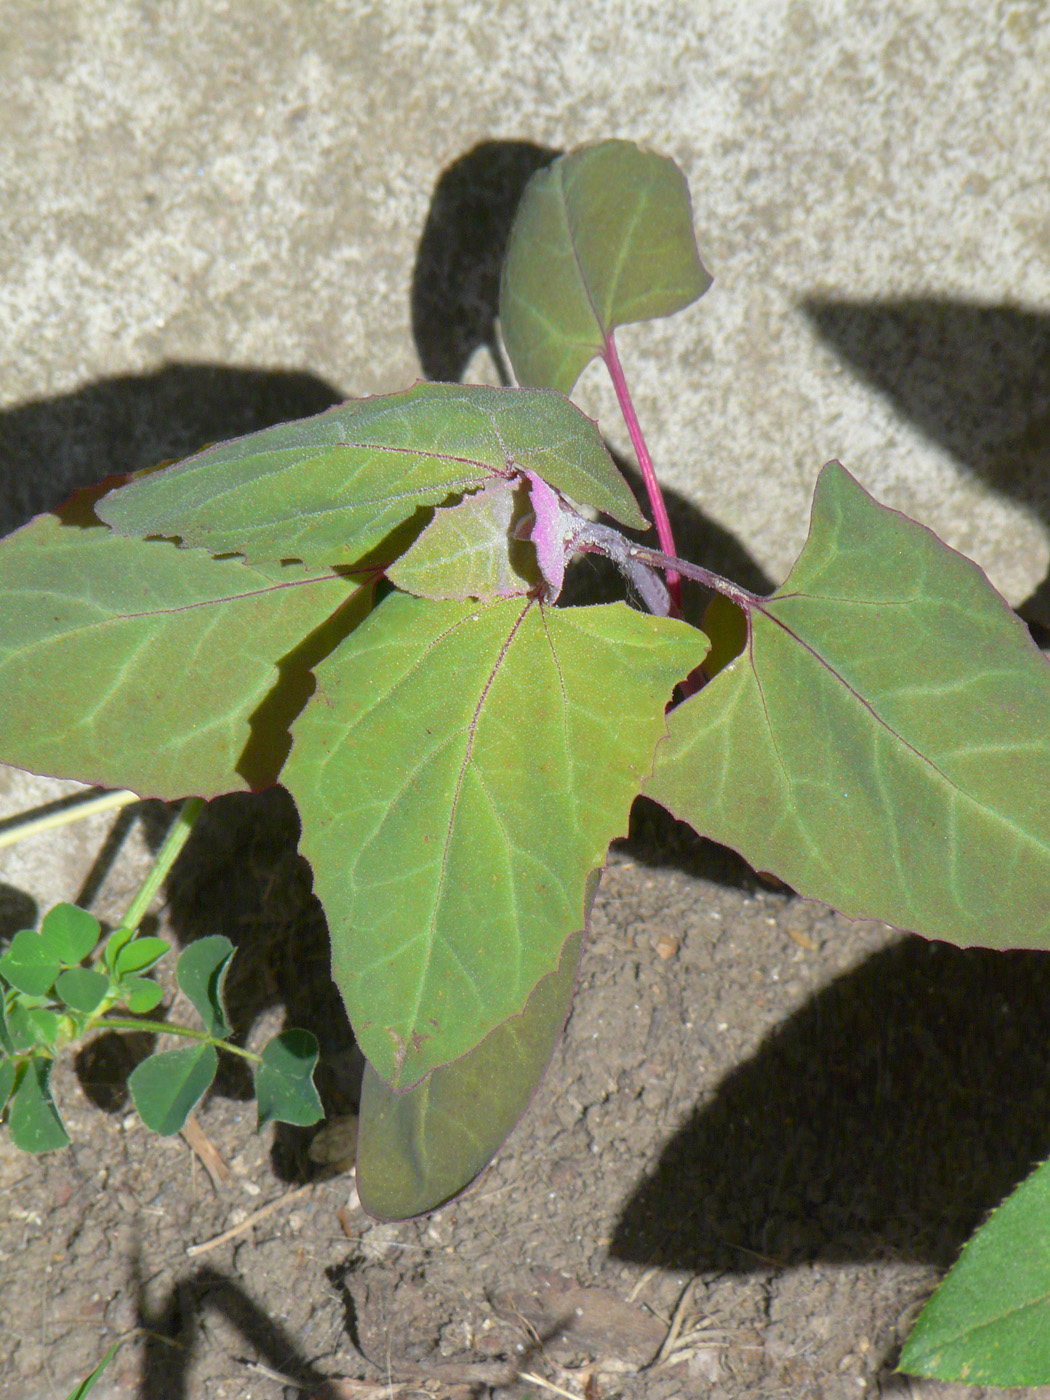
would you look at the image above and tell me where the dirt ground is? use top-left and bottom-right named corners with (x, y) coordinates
top-left (6, 779), bottom-right (1050, 1400)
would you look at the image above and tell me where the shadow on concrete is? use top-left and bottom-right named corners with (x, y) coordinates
top-left (411, 138), bottom-right (559, 383)
top-left (0, 361), bottom-right (344, 535)
top-left (803, 298), bottom-right (1050, 634)
top-left (612, 933), bottom-right (1050, 1274)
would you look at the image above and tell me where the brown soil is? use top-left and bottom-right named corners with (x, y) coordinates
top-left (4, 786), bottom-right (1050, 1400)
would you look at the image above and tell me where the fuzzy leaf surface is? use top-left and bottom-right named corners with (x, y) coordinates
top-left (0, 512), bottom-right (357, 799)
top-left (97, 382), bottom-right (645, 565)
top-left (647, 462), bottom-right (1050, 948)
top-left (358, 923), bottom-right (585, 1220)
top-left (500, 139), bottom-right (711, 394)
top-left (900, 1156), bottom-right (1050, 1383)
top-left (285, 592), bottom-right (698, 1088)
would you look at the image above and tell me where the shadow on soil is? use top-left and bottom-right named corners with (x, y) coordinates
top-left (613, 933), bottom-right (1050, 1274)
top-left (134, 1257), bottom-right (353, 1400)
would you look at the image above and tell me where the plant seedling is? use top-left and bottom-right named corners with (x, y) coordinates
top-left (2, 138), bottom-right (1049, 1386)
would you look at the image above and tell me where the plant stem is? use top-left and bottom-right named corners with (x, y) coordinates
top-left (93, 1015), bottom-right (262, 1062)
top-left (120, 796), bottom-right (205, 935)
top-left (603, 331), bottom-right (683, 615)
top-left (0, 787), bottom-right (140, 852)
top-left (625, 542), bottom-right (762, 613)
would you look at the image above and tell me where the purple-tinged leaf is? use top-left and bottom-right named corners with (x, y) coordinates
top-left (97, 382), bottom-right (645, 567)
top-left (524, 470), bottom-right (570, 598)
top-left (284, 591), bottom-right (698, 1089)
top-left (646, 461), bottom-right (1050, 949)
top-left (500, 140), bottom-right (711, 395)
top-left (357, 917), bottom-right (587, 1221)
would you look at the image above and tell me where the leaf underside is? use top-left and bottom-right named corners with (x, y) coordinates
top-left (500, 138), bottom-right (712, 395)
top-left (900, 1155), bottom-right (1050, 1384)
top-left (357, 920), bottom-right (587, 1221)
top-left (96, 381), bottom-right (646, 567)
top-left (646, 461), bottom-right (1050, 949)
top-left (284, 591), bottom-right (699, 1089)
top-left (0, 510), bottom-right (359, 799)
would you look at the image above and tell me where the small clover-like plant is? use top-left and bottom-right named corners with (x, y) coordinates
top-left (2, 138), bottom-right (1049, 1386)
top-left (0, 800), bottom-right (323, 1150)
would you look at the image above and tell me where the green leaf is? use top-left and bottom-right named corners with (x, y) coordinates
top-left (387, 478), bottom-right (541, 602)
top-left (0, 929), bottom-right (61, 997)
top-left (254, 1029), bottom-right (324, 1128)
top-left (285, 591), bottom-right (697, 1089)
top-left (0, 996), bottom-right (10, 1054)
top-left (647, 461), bottom-right (1050, 948)
top-left (500, 139), bottom-right (712, 395)
top-left (114, 935), bottom-right (170, 978)
top-left (176, 936), bottom-right (234, 1038)
top-left (63, 1340), bottom-right (123, 1400)
top-left (358, 921), bottom-right (586, 1221)
top-left (8, 1058), bottom-right (70, 1152)
top-left (55, 968), bottom-right (111, 1015)
top-left (120, 976), bottom-right (165, 1014)
top-left (97, 382), bottom-right (646, 566)
top-left (0, 1056), bottom-right (15, 1111)
top-left (102, 924), bottom-right (136, 973)
top-left (900, 1156), bottom-right (1050, 1384)
top-left (38, 903), bottom-right (101, 965)
top-left (26, 1007), bottom-right (61, 1045)
top-left (0, 512), bottom-right (361, 799)
top-left (4, 1001), bottom-right (41, 1053)
top-left (128, 1043), bottom-right (218, 1135)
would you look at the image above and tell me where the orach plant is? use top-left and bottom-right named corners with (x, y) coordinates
top-left (2, 140), bottom-right (1050, 1386)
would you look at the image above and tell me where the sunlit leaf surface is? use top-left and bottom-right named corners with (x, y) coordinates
top-left (97, 382), bottom-right (645, 565)
top-left (647, 462), bottom-right (1050, 948)
top-left (285, 591), bottom-right (697, 1088)
top-left (500, 139), bottom-right (711, 394)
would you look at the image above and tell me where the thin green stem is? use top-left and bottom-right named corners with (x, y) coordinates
top-left (120, 796), bottom-right (205, 935)
top-left (93, 1015), bottom-right (261, 1063)
top-left (0, 787), bottom-right (140, 852)
top-left (602, 331), bottom-right (683, 616)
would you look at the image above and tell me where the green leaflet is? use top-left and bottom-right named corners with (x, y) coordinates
top-left (900, 1155), bottom-right (1050, 1384)
top-left (357, 922), bottom-right (587, 1221)
top-left (500, 139), bottom-right (711, 395)
top-left (0, 510), bottom-right (360, 799)
top-left (284, 591), bottom-right (699, 1088)
top-left (646, 461), bottom-right (1050, 949)
top-left (387, 478), bottom-right (541, 602)
top-left (97, 381), bottom-right (645, 566)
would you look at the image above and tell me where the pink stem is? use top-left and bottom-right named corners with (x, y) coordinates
top-left (602, 331), bottom-right (682, 616)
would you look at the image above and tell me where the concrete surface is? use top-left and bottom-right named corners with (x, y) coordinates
top-left (2, 2), bottom-right (1049, 868)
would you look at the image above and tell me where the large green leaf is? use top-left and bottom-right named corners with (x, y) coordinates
top-left (647, 461), bottom-right (1050, 948)
top-left (96, 382), bottom-right (645, 566)
top-left (0, 511), bottom-right (359, 799)
top-left (900, 1155), bottom-right (1050, 1384)
top-left (285, 591), bottom-right (698, 1088)
top-left (358, 921), bottom-right (586, 1221)
top-left (499, 139), bottom-right (711, 395)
